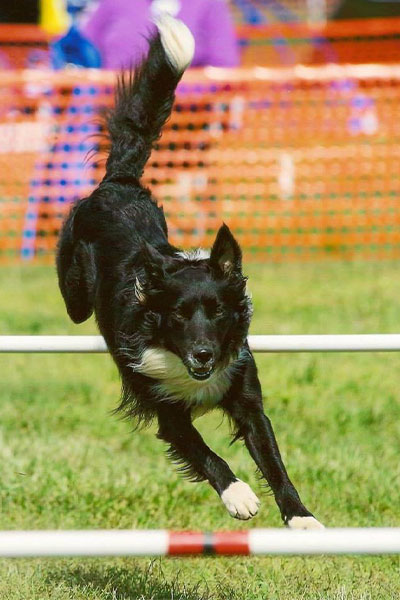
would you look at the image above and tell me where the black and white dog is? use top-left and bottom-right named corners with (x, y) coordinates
top-left (57, 15), bottom-right (323, 529)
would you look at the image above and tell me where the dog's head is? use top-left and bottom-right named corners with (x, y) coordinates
top-left (134, 224), bottom-right (252, 381)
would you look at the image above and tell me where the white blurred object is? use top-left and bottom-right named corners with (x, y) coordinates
top-left (278, 152), bottom-right (295, 200)
top-left (229, 96), bottom-right (245, 130)
top-left (361, 109), bottom-right (379, 136)
top-left (151, 0), bottom-right (181, 18)
top-left (307, 0), bottom-right (327, 23)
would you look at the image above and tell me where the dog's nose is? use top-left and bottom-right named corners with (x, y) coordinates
top-left (193, 348), bottom-right (213, 365)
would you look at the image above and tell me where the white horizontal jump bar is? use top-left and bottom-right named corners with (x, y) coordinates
top-left (249, 334), bottom-right (400, 352)
top-left (0, 530), bottom-right (168, 558)
top-left (1, 334), bottom-right (400, 353)
top-left (0, 529), bottom-right (400, 557)
top-left (0, 335), bottom-right (107, 353)
top-left (249, 528), bottom-right (400, 555)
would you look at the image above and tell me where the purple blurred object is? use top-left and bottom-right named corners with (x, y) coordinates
top-left (82, 0), bottom-right (239, 68)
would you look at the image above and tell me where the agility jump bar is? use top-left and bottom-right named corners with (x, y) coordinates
top-left (1, 529), bottom-right (400, 557)
top-left (2, 334), bottom-right (400, 353)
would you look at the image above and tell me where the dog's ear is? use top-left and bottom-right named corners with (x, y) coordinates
top-left (142, 242), bottom-right (176, 280)
top-left (209, 224), bottom-right (242, 276)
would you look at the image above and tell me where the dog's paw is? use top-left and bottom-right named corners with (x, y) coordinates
top-left (287, 516), bottom-right (325, 530)
top-left (220, 480), bottom-right (260, 520)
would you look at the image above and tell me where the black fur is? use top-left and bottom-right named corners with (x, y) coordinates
top-left (56, 25), bottom-right (321, 526)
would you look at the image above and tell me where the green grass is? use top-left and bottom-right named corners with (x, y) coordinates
top-left (0, 261), bottom-right (400, 599)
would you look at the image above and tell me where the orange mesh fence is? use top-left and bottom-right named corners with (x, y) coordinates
top-left (0, 25), bottom-right (49, 69)
top-left (238, 18), bottom-right (400, 65)
top-left (230, 0), bottom-right (341, 24)
top-left (1, 65), bottom-right (400, 263)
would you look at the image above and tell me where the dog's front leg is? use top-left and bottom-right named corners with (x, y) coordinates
top-left (222, 356), bottom-right (324, 529)
top-left (157, 403), bottom-right (260, 520)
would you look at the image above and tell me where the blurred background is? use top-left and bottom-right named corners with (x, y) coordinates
top-left (1, 0), bottom-right (400, 262)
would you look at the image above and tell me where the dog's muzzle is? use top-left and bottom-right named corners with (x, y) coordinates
top-left (187, 348), bottom-right (215, 381)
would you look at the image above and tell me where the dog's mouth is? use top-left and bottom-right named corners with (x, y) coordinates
top-left (187, 365), bottom-right (215, 381)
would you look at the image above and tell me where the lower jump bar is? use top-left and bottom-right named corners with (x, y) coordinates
top-left (1, 334), bottom-right (400, 353)
top-left (1, 529), bottom-right (400, 557)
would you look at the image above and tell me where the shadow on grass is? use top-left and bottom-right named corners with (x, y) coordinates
top-left (45, 559), bottom-right (234, 600)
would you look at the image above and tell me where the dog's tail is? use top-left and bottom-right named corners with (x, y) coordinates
top-left (104, 15), bottom-right (195, 181)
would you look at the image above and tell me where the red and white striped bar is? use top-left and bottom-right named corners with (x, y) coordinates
top-left (1, 334), bottom-right (400, 353)
top-left (1, 529), bottom-right (400, 557)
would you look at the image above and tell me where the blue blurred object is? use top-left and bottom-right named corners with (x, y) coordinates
top-left (67, 0), bottom-right (88, 17)
top-left (50, 0), bottom-right (102, 69)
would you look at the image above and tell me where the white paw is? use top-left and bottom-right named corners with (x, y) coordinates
top-left (287, 516), bottom-right (325, 530)
top-left (220, 480), bottom-right (260, 520)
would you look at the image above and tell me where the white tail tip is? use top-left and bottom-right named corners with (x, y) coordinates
top-left (155, 14), bottom-right (195, 73)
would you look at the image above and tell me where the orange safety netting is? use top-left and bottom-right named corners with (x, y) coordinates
top-left (0, 25), bottom-right (49, 69)
top-left (1, 65), bottom-right (400, 263)
top-left (238, 18), bottom-right (400, 66)
top-left (230, 0), bottom-right (342, 24)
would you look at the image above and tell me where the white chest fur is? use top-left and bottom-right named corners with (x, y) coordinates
top-left (130, 347), bottom-right (233, 410)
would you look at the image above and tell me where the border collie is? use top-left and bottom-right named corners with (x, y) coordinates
top-left (56, 15), bottom-right (323, 529)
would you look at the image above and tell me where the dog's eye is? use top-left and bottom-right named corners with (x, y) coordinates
top-left (215, 305), bottom-right (225, 318)
top-left (172, 308), bottom-right (186, 321)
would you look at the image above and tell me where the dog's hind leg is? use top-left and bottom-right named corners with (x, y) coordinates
top-left (56, 218), bottom-right (96, 324)
top-left (222, 356), bottom-right (324, 529)
top-left (157, 403), bottom-right (260, 520)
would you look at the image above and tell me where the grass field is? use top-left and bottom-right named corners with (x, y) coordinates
top-left (0, 261), bottom-right (400, 600)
